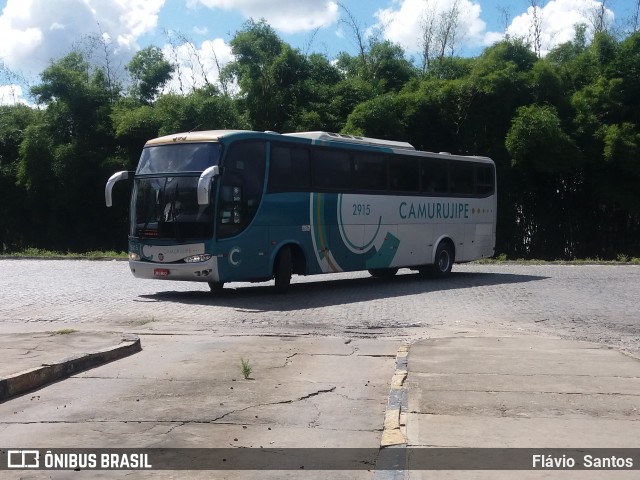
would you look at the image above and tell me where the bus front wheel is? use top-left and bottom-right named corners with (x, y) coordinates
top-left (208, 281), bottom-right (225, 293)
top-left (274, 246), bottom-right (292, 294)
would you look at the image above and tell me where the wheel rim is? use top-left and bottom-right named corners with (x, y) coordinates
top-left (437, 250), bottom-right (450, 272)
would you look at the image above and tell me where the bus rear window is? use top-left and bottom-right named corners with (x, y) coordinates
top-left (476, 164), bottom-right (495, 195)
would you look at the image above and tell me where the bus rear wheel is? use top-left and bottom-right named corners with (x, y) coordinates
top-left (368, 268), bottom-right (398, 278)
top-left (431, 241), bottom-right (454, 277)
top-left (274, 246), bottom-right (292, 294)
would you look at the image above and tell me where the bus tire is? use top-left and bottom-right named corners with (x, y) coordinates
top-left (368, 268), bottom-right (398, 278)
top-left (431, 241), bottom-right (454, 278)
top-left (274, 246), bottom-right (292, 294)
top-left (208, 281), bottom-right (225, 293)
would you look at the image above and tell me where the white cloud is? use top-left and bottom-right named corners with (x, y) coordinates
top-left (188, 0), bottom-right (339, 33)
top-left (506, 0), bottom-right (614, 55)
top-left (372, 0), bottom-right (615, 58)
top-left (162, 37), bottom-right (235, 93)
top-left (373, 0), bottom-right (494, 55)
top-left (0, 84), bottom-right (31, 106)
top-left (0, 0), bottom-right (164, 75)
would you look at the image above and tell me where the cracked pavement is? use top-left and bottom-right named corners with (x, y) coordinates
top-left (0, 335), bottom-right (399, 479)
top-left (1, 261), bottom-right (639, 478)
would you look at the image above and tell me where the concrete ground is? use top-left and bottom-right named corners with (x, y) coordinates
top-left (0, 332), bottom-right (399, 479)
top-left (1, 331), bottom-right (639, 479)
top-left (1, 262), bottom-right (639, 478)
top-left (401, 336), bottom-right (640, 479)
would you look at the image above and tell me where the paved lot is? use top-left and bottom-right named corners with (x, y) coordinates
top-left (1, 260), bottom-right (639, 355)
top-left (0, 260), bottom-right (639, 478)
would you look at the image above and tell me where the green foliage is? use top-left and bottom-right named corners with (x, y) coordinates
top-left (601, 123), bottom-right (640, 165)
top-left (343, 93), bottom-right (407, 140)
top-left (240, 358), bottom-right (253, 379)
top-left (126, 46), bottom-right (175, 104)
top-left (506, 104), bottom-right (579, 172)
top-left (1, 22), bottom-right (640, 260)
top-left (223, 20), bottom-right (309, 131)
top-left (546, 24), bottom-right (588, 65)
top-left (17, 124), bottom-right (54, 192)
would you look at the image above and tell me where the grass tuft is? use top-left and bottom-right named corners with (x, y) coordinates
top-left (240, 358), bottom-right (253, 380)
top-left (52, 328), bottom-right (77, 335)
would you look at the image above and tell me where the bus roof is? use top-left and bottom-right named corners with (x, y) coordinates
top-left (144, 130), bottom-right (250, 146)
top-left (144, 129), bottom-right (417, 151)
top-left (284, 131), bottom-right (415, 150)
top-left (143, 130), bottom-right (491, 163)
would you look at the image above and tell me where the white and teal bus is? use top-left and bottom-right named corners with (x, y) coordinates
top-left (105, 130), bottom-right (496, 293)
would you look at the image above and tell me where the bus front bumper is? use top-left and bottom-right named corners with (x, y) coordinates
top-left (128, 257), bottom-right (219, 282)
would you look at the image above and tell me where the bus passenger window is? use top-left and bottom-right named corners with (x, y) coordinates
top-left (268, 145), bottom-right (310, 191)
top-left (449, 163), bottom-right (475, 195)
top-left (312, 149), bottom-right (351, 190)
top-left (421, 159), bottom-right (448, 193)
top-left (389, 155), bottom-right (419, 192)
top-left (353, 154), bottom-right (386, 191)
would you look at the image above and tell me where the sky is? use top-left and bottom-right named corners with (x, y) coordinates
top-left (0, 0), bottom-right (637, 105)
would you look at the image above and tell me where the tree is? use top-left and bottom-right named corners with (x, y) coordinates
top-left (506, 105), bottom-right (582, 258)
top-left (22, 51), bottom-right (122, 250)
top-left (528, 0), bottom-right (545, 58)
top-left (419, 0), bottom-right (465, 73)
top-left (126, 46), bottom-right (175, 104)
top-left (587, 0), bottom-right (612, 35)
top-left (506, 105), bottom-right (578, 172)
top-left (338, 3), bottom-right (370, 78)
top-left (0, 105), bottom-right (41, 250)
top-left (342, 93), bottom-right (407, 140)
top-left (223, 20), bottom-right (311, 131)
top-left (293, 53), bottom-right (342, 131)
top-left (546, 24), bottom-right (588, 65)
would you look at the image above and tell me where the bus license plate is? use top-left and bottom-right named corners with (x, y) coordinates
top-left (154, 268), bottom-right (170, 277)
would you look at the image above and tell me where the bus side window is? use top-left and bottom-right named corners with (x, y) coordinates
top-left (449, 162), bottom-right (474, 195)
top-left (268, 145), bottom-right (310, 191)
top-left (218, 140), bottom-right (266, 238)
top-left (389, 155), bottom-right (419, 192)
top-left (312, 149), bottom-right (351, 190)
top-left (353, 153), bottom-right (386, 191)
top-left (421, 158), bottom-right (448, 193)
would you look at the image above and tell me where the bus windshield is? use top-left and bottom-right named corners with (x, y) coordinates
top-left (137, 142), bottom-right (222, 174)
top-left (131, 142), bottom-right (221, 239)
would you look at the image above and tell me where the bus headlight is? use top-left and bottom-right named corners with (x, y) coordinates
top-left (184, 254), bottom-right (212, 263)
top-left (129, 252), bottom-right (140, 261)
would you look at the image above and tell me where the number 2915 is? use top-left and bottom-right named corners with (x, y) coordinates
top-left (352, 203), bottom-right (371, 216)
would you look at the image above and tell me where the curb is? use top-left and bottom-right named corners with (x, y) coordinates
top-left (380, 343), bottom-right (409, 447)
top-left (0, 335), bottom-right (141, 402)
top-left (375, 343), bottom-right (410, 478)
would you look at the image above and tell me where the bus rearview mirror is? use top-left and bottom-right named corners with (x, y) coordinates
top-left (197, 165), bottom-right (221, 205)
top-left (105, 171), bottom-right (130, 207)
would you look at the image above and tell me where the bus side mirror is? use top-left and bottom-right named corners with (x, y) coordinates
top-left (197, 165), bottom-right (220, 205)
top-left (105, 171), bottom-right (130, 207)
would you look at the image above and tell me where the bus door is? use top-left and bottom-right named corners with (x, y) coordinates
top-left (215, 140), bottom-right (269, 281)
